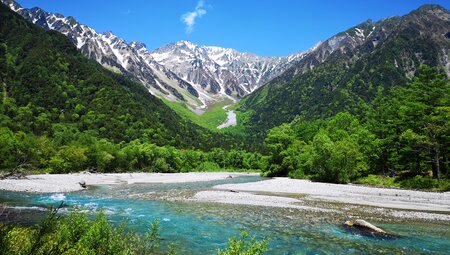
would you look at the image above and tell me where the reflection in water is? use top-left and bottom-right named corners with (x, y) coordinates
top-left (0, 175), bottom-right (449, 254)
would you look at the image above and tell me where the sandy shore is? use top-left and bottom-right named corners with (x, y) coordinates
top-left (210, 178), bottom-right (450, 213)
top-left (193, 190), bottom-right (335, 212)
top-left (0, 172), bottom-right (255, 193)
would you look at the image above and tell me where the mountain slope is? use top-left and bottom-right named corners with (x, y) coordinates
top-left (1, 0), bottom-right (205, 108)
top-left (238, 4), bottom-right (450, 133)
top-left (0, 2), bottom-right (235, 149)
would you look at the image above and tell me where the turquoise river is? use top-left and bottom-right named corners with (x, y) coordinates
top-left (0, 175), bottom-right (449, 254)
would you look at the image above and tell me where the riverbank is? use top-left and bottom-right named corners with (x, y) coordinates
top-left (192, 178), bottom-right (450, 222)
top-left (1, 173), bottom-right (449, 221)
top-left (0, 172), bottom-right (256, 193)
top-left (208, 178), bottom-right (450, 212)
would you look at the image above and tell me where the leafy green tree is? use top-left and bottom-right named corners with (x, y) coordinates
top-left (402, 66), bottom-right (449, 178)
top-left (180, 149), bottom-right (203, 172)
top-left (209, 148), bottom-right (227, 168)
top-left (309, 130), bottom-right (334, 180)
top-left (0, 127), bottom-right (19, 169)
top-left (243, 152), bottom-right (266, 171)
top-left (387, 66), bottom-right (450, 178)
top-left (329, 138), bottom-right (369, 183)
top-left (49, 144), bottom-right (88, 173)
top-left (264, 124), bottom-right (296, 176)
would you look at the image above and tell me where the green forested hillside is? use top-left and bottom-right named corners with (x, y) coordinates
top-left (0, 3), bottom-right (214, 148)
top-left (236, 5), bottom-right (450, 188)
top-left (0, 4), bottom-right (262, 173)
top-left (238, 5), bottom-right (450, 134)
top-left (262, 65), bottom-right (449, 189)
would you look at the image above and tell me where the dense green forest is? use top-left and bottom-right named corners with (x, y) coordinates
top-left (0, 3), bottom-right (264, 174)
top-left (262, 66), bottom-right (449, 189)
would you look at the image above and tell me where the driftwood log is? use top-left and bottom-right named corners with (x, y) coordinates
top-left (79, 181), bottom-right (87, 188)
top-left (344, 219), bottom-right (398, 239)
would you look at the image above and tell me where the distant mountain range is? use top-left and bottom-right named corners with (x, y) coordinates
top-left (151, 40), bottom-right (304, 102)
top-left (1, 0), bottom-right (306, 109)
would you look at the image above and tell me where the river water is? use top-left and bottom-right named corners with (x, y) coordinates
top-left (0, 176), bottom-right (449, 254)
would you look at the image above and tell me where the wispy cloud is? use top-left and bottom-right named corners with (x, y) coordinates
top-left (181, 0), bottom-right (207, 34)
top-left (120, 9), bottom-right (131, 15)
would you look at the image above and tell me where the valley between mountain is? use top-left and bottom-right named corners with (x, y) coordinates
top-left (0, 1), bottom-right (449, 254)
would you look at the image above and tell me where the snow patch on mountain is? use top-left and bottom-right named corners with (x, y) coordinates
top-left (151, 41), bottom-right (306, 99)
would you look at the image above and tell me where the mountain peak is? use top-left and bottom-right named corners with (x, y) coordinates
top-left (408, 4), bottom-right (450, 23)
top-left (1, 0), bottom-right (316, 108)
top-left (411, 4), bottom-right (450, 20)
top-left (103, 31), bottom-right (115, 37)
top-left (416, 4), bottom-right (448, 12)
top-left (177, 40), bottom-right (195, 45)
top-left (130, 41), bottom-right (147, 52)
top-left (65, 16), bottom-right (77, 25)
top-left (176, 40), bottom-right (198, 51)
top-left (150, 40), bottom-right (303, 98)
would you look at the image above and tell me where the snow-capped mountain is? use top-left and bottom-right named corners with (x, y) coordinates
top-left (1, 0), bottom-right (204, 107)
top-left (151, 41), bottom-right (302, 99)
top-left (1, 0), bottom-right (306, 108)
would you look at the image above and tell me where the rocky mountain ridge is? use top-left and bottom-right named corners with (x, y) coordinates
top-left (150, 40), bottom-right (304, 100)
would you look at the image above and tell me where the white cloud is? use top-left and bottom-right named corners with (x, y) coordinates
top-left (181, 0), bottom-right (207, 34)
top-left (120, 9), bottom-right (131, 15)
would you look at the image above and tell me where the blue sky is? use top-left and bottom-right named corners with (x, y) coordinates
top-left (16, 0), bottom-right (450, 56)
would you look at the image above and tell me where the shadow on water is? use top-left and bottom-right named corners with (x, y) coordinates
top-left (1, 175), bottom-right (449, 254)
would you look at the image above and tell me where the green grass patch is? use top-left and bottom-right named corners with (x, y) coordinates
top-left (354, 174), bottom-right (400, 188)
top-left (399, 176), bottom-right (450, 191)
top-left (161, 99), bottom-right (254, 136)
top-left (355, 174), bottom-right (450, 191)
top-left (163, 99), bottom-right (238, 132)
